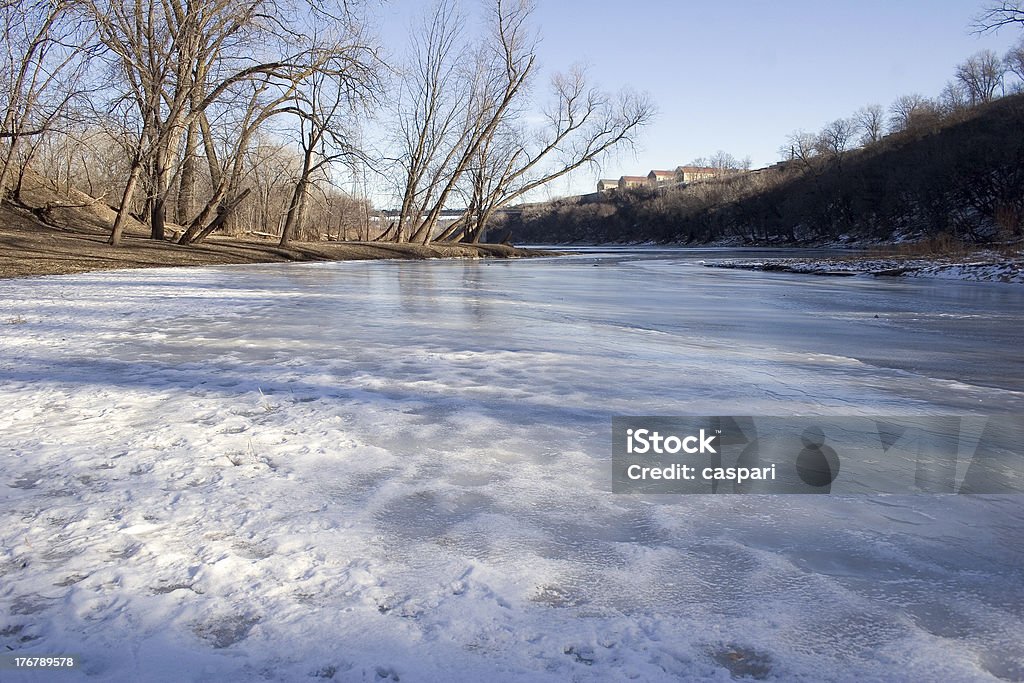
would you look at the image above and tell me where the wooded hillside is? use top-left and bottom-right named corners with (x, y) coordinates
top-left (501, 94), bottom-right (1024, 246)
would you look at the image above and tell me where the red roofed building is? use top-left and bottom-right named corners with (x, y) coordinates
top-left (647, 170), bottom-right (677, 186)
top-left (618, 175), bottom-right (648, 190)
top-left (675, 166), bottom-right (721, 183)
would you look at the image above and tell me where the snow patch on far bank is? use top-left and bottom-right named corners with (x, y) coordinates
top-left (705, 253), bottom-right (1024, 284)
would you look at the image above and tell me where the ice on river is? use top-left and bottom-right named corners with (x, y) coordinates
top-left (1, 251), bottom-right (1023, 681)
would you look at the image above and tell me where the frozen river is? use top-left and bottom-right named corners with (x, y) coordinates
top-left (1, 249), bottom-right (1023, 681)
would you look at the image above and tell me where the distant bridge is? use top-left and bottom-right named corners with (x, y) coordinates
top-left (379, 208), bottom-right (466, 218)
top-left (378, 204), bottom-right (538, 219)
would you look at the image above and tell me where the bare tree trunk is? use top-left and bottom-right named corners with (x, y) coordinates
top-left (179, 179), bottom-right (231, 244)
top-left (191, 188), bottom-right (252, 243)
top-left (280, 177), bottom-right (309, 246)
top-left (468, 207), bottom-right (496, 243)
top-left (151, 195), bottom-right (166, 240)
top-left (280, 143), bottom-right (315, 246)
top-left (109, 159), bottom-right (144, 246)
top-left (0, 136), bottom-right (21, 199)
top-left (435, 214), bottom-right (469, 242)
top-left (198, 111), bottom-right (223, 188)
top-left (149, 149), bottom-right (172, 240)
top-left (176, 120), bottom-right (198, 224)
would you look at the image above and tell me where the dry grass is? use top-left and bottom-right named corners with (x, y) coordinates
top-left (865, 233), bottom-right (1022, 260)
top-left (867, 233), bottom-right (972, 258)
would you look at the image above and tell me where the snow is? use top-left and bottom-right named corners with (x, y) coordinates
top-left (2, 253), bottom-right (1023, 681)
top-left (704, 253), bottom-right (1024, 284)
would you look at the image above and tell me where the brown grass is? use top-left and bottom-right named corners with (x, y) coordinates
top-left (867, 233), bottom-right (972, 258)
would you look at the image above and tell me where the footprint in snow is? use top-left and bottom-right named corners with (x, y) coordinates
top-left (192, 614), bottom-right (260, 649)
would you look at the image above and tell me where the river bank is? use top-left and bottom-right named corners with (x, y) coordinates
top-left (0, 215), bottom-right (554, 279)
top-left (702, 250), bottom-right (1024, 284)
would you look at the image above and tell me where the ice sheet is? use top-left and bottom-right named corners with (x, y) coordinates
top-left (1, 252), bottom-right (1022, 681)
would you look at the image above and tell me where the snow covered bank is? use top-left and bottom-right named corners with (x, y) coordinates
top-left (704, 253), bottom-right (1024, 284)
top-left (1, 259), bottom-right (1023, 681)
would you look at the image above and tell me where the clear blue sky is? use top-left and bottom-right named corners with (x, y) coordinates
top-left (368, 0), bottom-right (1022, 201)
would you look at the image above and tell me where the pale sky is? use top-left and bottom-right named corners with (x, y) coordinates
top-left (367, 0), bottom-right (1022, 203)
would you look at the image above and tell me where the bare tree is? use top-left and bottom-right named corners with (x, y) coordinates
top-left (685, 151), bottom-right (744, 173)
top-left (389, 0), bottom-right (471, 243)
top-left (707, 150), bottom-right (742, 172)
top-left (407, 0), bottom-right (538, 244)
top-left (780, 130), bottom-right (820, 171)
top-left (938, 81), bottom-right (970, 115)
top-left (176, 77), bottom-right (301, 245)
top-left (888, 94), bottom-right (940, 133)
top-left (279, 31), bottom-right (379, 246)
top-left (91, 0), bottom-right (234, 244)
top-left (816, 117), bottom-right (859, 156)
top-left (89, 0), bottom-right (377, 246)
top-left (450, 67), bottom-right (655, 243)
top-left (955, 50), bottom-right (1005, 104)
top-left (391, 0), bottom-right (653, 245)
top-left (853, 104), bottom-right (885, 144)
top-left (1005, 38), bottom-right (1024, 90)
top-left (238, 134), bottom-right (298, 236)
top-left (0, 0), bottom-right (95, 199)
top-left (974, 2), bottom-right (1024, 32)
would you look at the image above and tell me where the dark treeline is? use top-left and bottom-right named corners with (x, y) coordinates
top-left (502, 93), bottom-right (1024, 246)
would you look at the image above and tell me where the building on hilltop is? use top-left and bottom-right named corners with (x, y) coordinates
top-left (647, 170), bottom-right (677, 187)
top-left (618, 175), bottom-right (648, 190)
top-left (601, 166), bottom-right (735, 193)
top-left (675, 165), bottom-right (722, 183)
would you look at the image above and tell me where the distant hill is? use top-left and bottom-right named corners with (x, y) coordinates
top-left (500, 94), bottom-right (1024, 246)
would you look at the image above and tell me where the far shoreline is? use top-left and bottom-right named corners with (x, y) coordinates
top-left (525, 242), bottom-right (1024, 284)
top-left (4, 220), bottom-right (1019, 284)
